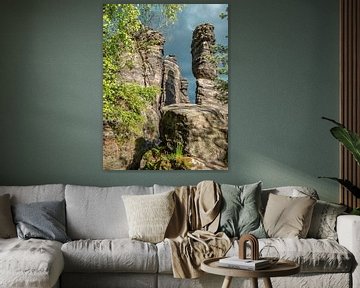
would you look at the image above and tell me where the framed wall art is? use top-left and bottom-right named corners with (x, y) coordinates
top-left (103, 4), bottom-right (228, 170)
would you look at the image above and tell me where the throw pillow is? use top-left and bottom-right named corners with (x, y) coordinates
top-left (0, 194), bottom-right (17, 238)
top-left (263, 193), bottom-right (316, 238)
top-left (122, 191), bottom-right (175, 243)
top-left (307, 200), bottom-right (347, 240)
top-left (218, 182), bottom-right (267, 238)
top-left (12, 200), bottom-right (70, 243)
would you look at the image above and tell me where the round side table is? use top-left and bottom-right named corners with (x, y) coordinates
top-left (201, 257), bottom-right (300, 288)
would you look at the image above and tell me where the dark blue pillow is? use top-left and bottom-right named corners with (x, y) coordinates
top-left (12, 200), bottom-right (70, 243)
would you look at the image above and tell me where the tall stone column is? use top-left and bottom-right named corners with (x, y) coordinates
top-left (191, 23), bottom-right (220, 107)
top-left (160, 55), bottom-right (189, 107)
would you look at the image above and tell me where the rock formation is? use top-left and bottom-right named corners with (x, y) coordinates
top-left (103, 24), bottom-right (228, 170)
top-left (191, 23), bottom-right (225, 109)
top-left (160, 55), bottom-right (189, 107)
top-left (160, 104), bottom-right (228, 169)
top-left (119, 28), bottom-right (165, 89)
top-left (191, 24), bottom-right (217, 80)
top-left (158, 23), bottom-right (228, 169)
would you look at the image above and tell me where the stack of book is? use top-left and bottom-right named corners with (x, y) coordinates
top-left (218, 257), bottom-right (271, 270)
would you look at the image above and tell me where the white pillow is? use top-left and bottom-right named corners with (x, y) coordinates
top-left (122, 191), bottom-right (175, 243)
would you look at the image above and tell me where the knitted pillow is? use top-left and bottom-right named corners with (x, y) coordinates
top-left (307, 200), bottom-right (347, 240)
top-left (122, 191), bottom-right (175, 243)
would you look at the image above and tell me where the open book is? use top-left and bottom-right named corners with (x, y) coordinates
top-left (218, 257), bottom-right (271, 270)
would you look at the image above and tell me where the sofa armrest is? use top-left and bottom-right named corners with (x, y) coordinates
top-left (337, 215), bottom-right (360, 288)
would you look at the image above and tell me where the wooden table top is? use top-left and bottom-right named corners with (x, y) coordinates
top-left (201, 257), bottom-right (300, 278)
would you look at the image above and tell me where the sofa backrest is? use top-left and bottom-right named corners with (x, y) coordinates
top-left (65, 184), bottom-right (153, 240)
top-left (0, 184), bottom-right (65, 204)
top-left (153, 184), bottom-right (176, 194)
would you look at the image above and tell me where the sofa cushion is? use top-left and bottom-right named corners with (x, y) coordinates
top-left (65, 185), bottom-right (153, 239)
top-left (263, 193), bottom-right (316, 238)
top-left (260, 238), bottom-right (353, 273)
top-left (0, 194), bottom-right (16, 238)
top-left (158, 237), bottom-right (354, 275)
top-left (122, 191), bottom-right (175, 243)
top-left (218, 182), bottom-right (266, 238)
top-left (12, 200), bottom-right (70, 243)
top-left (61, 239), bottom-right (158, 273)
top-left (224, 238), bottom-right (354, 274)
top-left (0, 238), bottom-right (64, 288)
top-left (307, 200), bottom-right (347, 240)
top-left (0, 184), bottom-right (65, 204)
top-left (156, 240), bottom-right (173, 274)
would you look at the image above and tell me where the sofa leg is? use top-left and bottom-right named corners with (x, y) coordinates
top-left (221, 276), bottom-right (232, 288)
top-left (263, 277), bottom-right (273, 288)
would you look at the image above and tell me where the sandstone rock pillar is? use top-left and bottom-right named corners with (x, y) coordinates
top-left (191, 23), bottom-right (220, 107)
top-left (161, 55), bottom-right (189, 107)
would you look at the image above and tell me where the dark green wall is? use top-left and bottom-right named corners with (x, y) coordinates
top-left (0, 0), bottom-right (340, 202)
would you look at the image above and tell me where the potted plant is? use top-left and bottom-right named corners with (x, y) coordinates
top-left (320, 117), bottom-right (360, 215)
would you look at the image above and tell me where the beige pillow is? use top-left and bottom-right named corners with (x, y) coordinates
top-left (0, 194), bottom-right (17, 238)
top-left (263, 193), bottom-right (316, 238)
top-left (122, 191), bottom-right (175, 243)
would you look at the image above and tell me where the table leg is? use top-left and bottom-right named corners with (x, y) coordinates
top-left (251, 278), bottom-right (258, 288)
top-left (222, 276), bottom-right (233, 288)
top-left (263, 277), bottom-right (273, 288)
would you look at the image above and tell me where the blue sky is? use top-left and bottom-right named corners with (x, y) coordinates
top-left (162, 4), bottom-right (228, 103)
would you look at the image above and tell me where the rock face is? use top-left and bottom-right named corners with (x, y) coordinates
top-left (103, 24), bottom-right (228, 170)
top-left (103, 122), bottom-right (121, 170)
top-left (191, 23), bottom-right (225, 108)
top-left (191, 24), bottom-right (217, 80)
top-left (160, 104), bottom-right (228, 169)
top-left (104, 28), bottom-right (165, 170)
top-left (119, 28), bottom-right (165, 89)
top-left (160, 56), bottom-right (189, 107)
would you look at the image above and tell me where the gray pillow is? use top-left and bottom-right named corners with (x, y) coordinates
top-left (307, 200), bottom-right (347, 240)
top-left (0, 194), bottom-right (16, 238)
top-left (12, 200), bottom-right (70, 243)
top-left (218, 182), bottom-right (266, 238)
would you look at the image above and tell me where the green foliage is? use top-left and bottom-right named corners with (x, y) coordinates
top-left (219, 6), bottom-right (228, 20)
top-left (141, 143), bottom-right (192, 170)
top-left (318, 177), bottom-right (360, 199)
top-left (103, 4), bottom-right (141, 56)
top-left (136, 4), bottom-right (185, 32)
top-left (103, 82), bottom-right (158, 137)
top-left (214, 7), bottom-right (228, 98)
top-left (214, 44), bottom-right (228, 77)
top-left (323, 117), bottom-right (360, 165)
top-left (320, 117), bottom-right (360, 199)
top-left (351, 207), bottom-right (360, 215)
top-left (103, 4), bottom-right (183, 141)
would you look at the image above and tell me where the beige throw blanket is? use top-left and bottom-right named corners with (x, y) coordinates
top-left (165, 181), bottom-right (231, 279)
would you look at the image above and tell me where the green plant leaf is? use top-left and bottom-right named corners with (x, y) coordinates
top-left (330, 126), bottom-right (360, 165)
top-left (322, 117), bottom-right (360, 165)
top-left (318, 177), bottom-right (360, 198)
top-left (351, 208), bottom-right (360, 215)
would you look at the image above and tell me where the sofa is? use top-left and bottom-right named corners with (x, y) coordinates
top-left (0, 183), bottom-right (359, 288)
